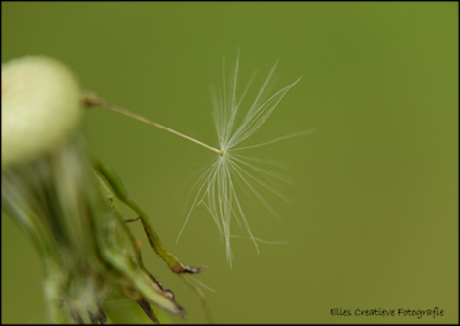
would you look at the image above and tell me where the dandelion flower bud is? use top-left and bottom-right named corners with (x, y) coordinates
top-left (2, 56), bottom-right (185, 323)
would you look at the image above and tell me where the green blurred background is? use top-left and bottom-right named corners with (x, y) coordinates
top-left (2, 2), bottom-right (458, 324)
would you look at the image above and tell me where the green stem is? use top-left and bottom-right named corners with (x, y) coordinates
top-left (82, 92), bottom-right (222, 155)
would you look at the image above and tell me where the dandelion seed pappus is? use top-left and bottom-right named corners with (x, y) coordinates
top-left (174, 53), bottom-right (311, 267)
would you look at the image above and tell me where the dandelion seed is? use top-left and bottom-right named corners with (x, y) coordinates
top-left (89, 54), bottom-right (310, 267)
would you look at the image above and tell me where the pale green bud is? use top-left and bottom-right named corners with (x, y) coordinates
top-left (2, 56), bottom-right (82, 169)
